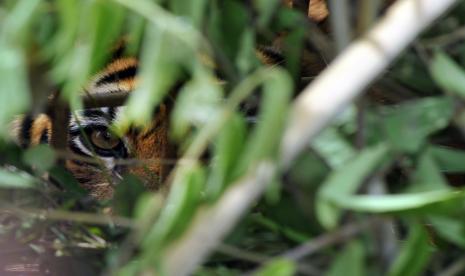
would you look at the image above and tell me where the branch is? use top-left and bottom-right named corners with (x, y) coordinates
top-left (160, 0), bottom-right (459, 275)
top-left (281, 0), bottom-right (458, 167)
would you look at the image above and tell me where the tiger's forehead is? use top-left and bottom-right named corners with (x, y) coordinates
top-left (87, 57), bottom-right (138, 95)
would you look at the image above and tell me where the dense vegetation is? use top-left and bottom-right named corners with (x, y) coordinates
top-left (1, 0), bottom-right (465, 275)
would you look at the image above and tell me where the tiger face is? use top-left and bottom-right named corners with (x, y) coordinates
top-left (13, 58), bottom-right (172, 200)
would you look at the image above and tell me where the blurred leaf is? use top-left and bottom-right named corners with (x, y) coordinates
top-left (255, 259), bottom-right (296, 276)
top-left (170, 0), bottom-right (208, 28)
top-left (312, 127), bottom-right (356, 169)
top-left (113, 174), bottom-right (146, 217)
top-left (393, 52), bottom-right (437, 94)
top-left (381, 97), bottom-right (453, 153)
top-left (316, 143), bottom-right (389, 229)
top-left (1, 0), bottom-right (41, 43)
top-left (49, 166), bottom-right (86, 195)
top-left (22, 144), bottom-right (56, 174)
top-left (114, 0), bottom-right (202, 50)
top-left (326, 241), bottom-right (365, 276)
top-left (430, 145), bottom-right (465, 173)
top-left (388, 223), bottom-right (433, 276)
top-left (253, 0), bottom-right (280, 28)
top-left (0, 0), bottom-right (40, 136)
top-left (206, 114), bottom-right (246, 201)
top-left (0, 168), bottom-right (36, 189)
top-left (133, 193), bottom-right (164, 229)
top-left (42, 0), bottom-right (79, 61)
top-left (236, 29), bottom-right (258, 75)
top-left (334, 190), bottom-right (461, 213)
top-left (117, 26), bottom-right (181, 131)
top-left (87, 1), bottom-right (126, 74)
top-left (171, 71), bottom-right (223, 140)
top-left (407, 149), bottom-right (449, 193)
top-left (282, 26), bottom-right (305, 80)
top-left (429, 216), bottom-right (465, 248)
top-left (234, 68), bottom-right (292, 177)
top-left (142, 164), bottom-right (205, 253)
top-left (430, 50), bottom-right (465, 98)
top-left (0, 46), bottom-right (30, 136)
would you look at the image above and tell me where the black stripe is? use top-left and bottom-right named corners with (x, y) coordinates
top-left (40, 130), bottom-right (49, 144)
top-left (108, 107), bottom-right (116, 120)
top-left (257, 46), bottom-right (285, 64)
top-left (20, 115), bottom-right (33, 148)
top-left (83, 109), bottom-right (105, 118)
top-left (96, 66), bottom-right (137, 86)
top-left (69, 140), bottom-right (92, 158)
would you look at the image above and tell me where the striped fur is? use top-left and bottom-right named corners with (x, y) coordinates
top-left (15, 58), bottom-right (170, 200)
top-left (13, 46), bottom-right (321, 200)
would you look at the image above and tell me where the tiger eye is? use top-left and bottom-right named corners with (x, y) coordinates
top-left (90, 130), bottom-right (120, 150)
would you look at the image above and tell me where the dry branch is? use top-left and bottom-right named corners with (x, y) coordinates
top-left (160, 0), bottom-right (459, 275)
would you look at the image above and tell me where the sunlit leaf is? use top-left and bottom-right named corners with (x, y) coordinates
top-left (316, 143), bottom-right (390, 229)
top-left (116, 26), bottom-right (181, 131)
top-left (430, 50), bottom-right (465, 98)
top-left (255, 259), bottom-right (296, 276)
top-left (334, 190), bottom-right (461, 213)
top-left (0, 168), bottom-right (36, 189)
top-left (171, 71), bottom-right (223, 140)
top-left (311, 127), bottom-right (356, 169)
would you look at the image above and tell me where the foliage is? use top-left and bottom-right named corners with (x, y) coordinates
top-left (1, 0), bottom-right (465, 275)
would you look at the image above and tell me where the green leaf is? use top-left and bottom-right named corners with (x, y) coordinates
top-left (22, 144), bottom-right (56, 174)
top-left (142, 164), bottom-right (205, 253)
top-left (429, 216), bottom-right (465, 248)
top-left (333, 190), bottom-right (461, 213)
top-left (0, 168), bottom-right (36, 189)
top-left (171, 71), bottom-right (223, 140)
top-left (87, 1), bottom-right (126, 74)
top-left (234, 68), bottom-right (292, 176)
top-left (326, 241), bottom-right (365, 276)
top-left (381, 97), bottom-right (453, 153)
top-left (116, 26), bottom-right (181, 131)
top-left (430, 145), bottom-right (465, 173)
top-left (206, 114), bottom-right (246, 201)
top-left (253, 0), bottom-right (280, 28)
top-left (113, 174), bottom-right (146, 217)
top-left (430, 50), bottom-right (465, 98)
top-left (407, 149), bottom-right (449, 193)
top-left (0, 46), bottom-right (30, 136)
top-left (49, 166), bottom-right (86, 196)
top-left (236, 29), bottom-right (257, 75)
top-left (312, 127), bottom-right (356, 169)
top-left (388, 223), bottom-right (433, 276)
top-left (1, 0), bottom-right (41, 43)
top-left (255, 259), bottom-right (296, 276)
top-left (316, 143), bottom-right (390, 229)
top-left (169, 0), bottom-right (208, 28)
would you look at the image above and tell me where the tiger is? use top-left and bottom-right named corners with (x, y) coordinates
top-left (9, 44), bottom-right (326, 201)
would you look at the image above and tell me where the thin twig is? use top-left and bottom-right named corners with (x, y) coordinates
top-left (280, 220), bottom-right (373, 260)
top-left (0, 206), bottom-right (135, 228)
top-left (421, 25), bottom-right (465, 48)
